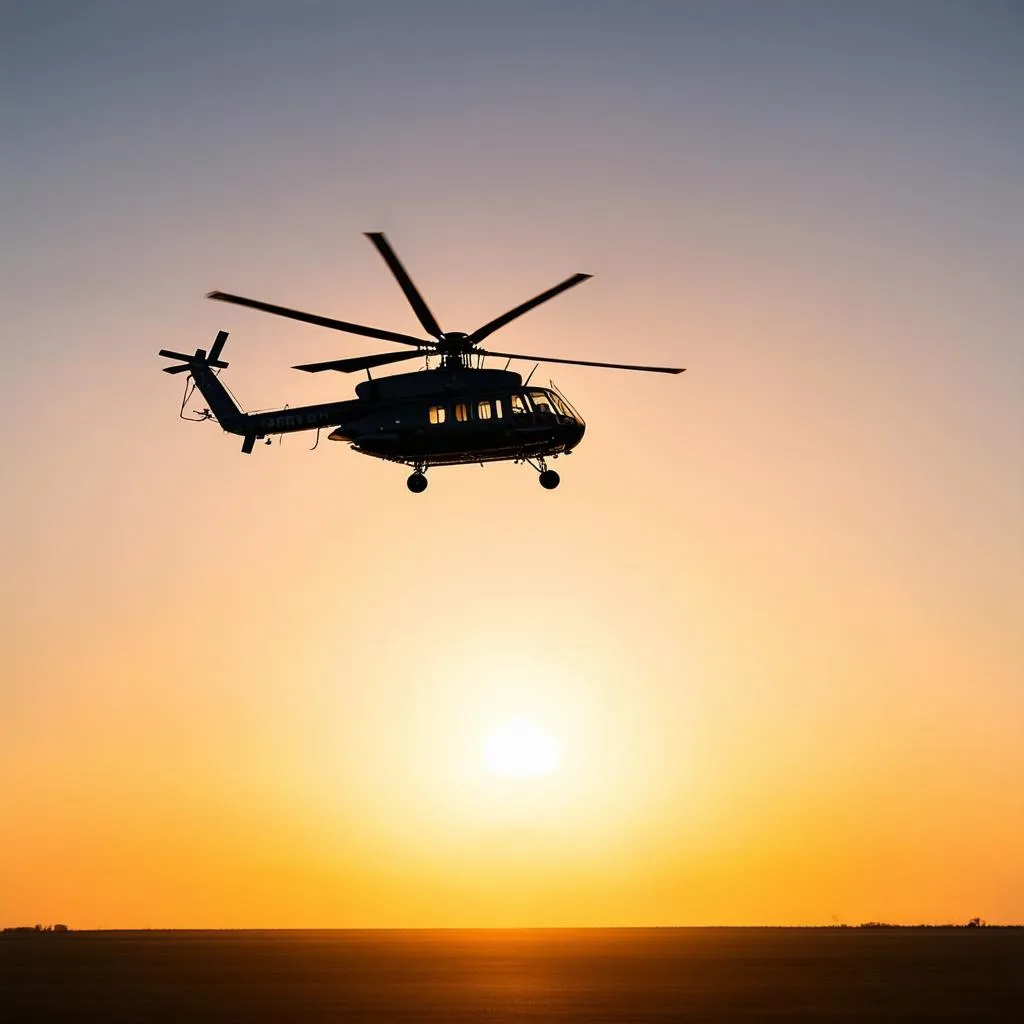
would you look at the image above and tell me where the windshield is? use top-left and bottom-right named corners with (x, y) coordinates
top-left (547, 392), bottom-right (571, 417)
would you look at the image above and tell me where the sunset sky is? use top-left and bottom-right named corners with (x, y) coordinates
top-left (2, 1), bottom-right (1022, 928)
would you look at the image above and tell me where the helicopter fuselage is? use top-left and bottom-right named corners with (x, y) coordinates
top-left (194, 364), bottom-right (585, 468)
top-left (328, 368), bottom-right (585, 467)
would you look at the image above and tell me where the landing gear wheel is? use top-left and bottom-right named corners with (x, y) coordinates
top-left (539, 469), bottom-right (560, 490)
top-left (407, 472), bottom-right (428, 493)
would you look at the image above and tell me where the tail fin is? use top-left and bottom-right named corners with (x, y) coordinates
top-left (160, 331), bottom-right (250, 440)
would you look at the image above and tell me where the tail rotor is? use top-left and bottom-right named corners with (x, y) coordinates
top-left (159, 331), bottom-right (230, 374)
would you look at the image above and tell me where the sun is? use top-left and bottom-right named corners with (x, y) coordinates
top-left (482, 717), bottom-right (560, 778)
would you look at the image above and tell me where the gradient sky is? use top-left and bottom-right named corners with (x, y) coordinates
top-left (2, 1), bottom-right (1022, 928)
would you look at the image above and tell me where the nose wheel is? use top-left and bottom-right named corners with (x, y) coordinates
top-left (407, 470), bottom-right (428, 493)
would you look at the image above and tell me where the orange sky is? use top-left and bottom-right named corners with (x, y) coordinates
top-left (2, 2), bottom-right (1022, 927)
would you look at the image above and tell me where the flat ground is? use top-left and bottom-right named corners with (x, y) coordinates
top-left (3, 928), bottom-right (1021, 1022)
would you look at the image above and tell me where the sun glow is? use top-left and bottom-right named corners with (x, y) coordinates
top-left (483, 717), bottom-right (560, 778)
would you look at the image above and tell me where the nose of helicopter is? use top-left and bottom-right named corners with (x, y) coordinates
top-left (565, 420), bottom-right (585, 451)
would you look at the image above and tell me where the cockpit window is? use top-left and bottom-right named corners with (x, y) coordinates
top-left (528, 390), bottom-right (555, 416)
top-left (510, 393), bottom-right (530, 418)
top-left (428, 405), bottom-right (446, 425)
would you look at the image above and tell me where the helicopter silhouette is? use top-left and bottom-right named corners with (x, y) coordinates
top-left (160, 233), bottom-right (684, 491)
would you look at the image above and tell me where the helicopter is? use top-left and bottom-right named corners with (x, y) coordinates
top-left (160, 233), bottom-right (684, 491)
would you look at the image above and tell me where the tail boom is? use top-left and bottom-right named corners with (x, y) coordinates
top-left (162, 331), bottom-right (360, 454)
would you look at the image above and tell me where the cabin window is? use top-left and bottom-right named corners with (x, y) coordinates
top-left (510, 393), bottom-right (530, 418)
top-left (493, 398), bottom-right (504, 419)
top-left (454, 402), bottom-right (470, 423)
top-left (428, 405), bottom-right (447, 425)
top-left (476, 400), bottom-right (492, 420)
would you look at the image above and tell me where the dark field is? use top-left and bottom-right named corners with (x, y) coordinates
top-left (3, 928), bottom-right (1021, 1022)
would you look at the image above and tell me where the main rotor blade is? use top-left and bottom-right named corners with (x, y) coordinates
top-left (162, 363), bottom-right (193, 374)
top-left (365, 232), bottom-right (443, 338)
top-left (467, 273), bottom-right (592, 345)
top-left (478, 348), bottom-right (685, 374)
top-left (293, 350), bottom-right (423, 374)
top-left (207, 291), bottom-right (428, 348)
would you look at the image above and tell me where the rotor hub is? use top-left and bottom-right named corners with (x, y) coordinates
top-left (437, 331), bottom-right (471, 353)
